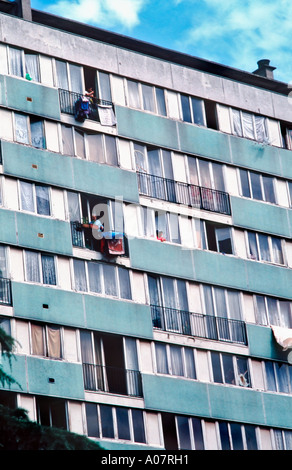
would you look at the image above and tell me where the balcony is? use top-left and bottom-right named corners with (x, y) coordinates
top-left (70, 221), bottom-right (126, 256)
top-left (82, 363), bottom-right (143, 397)
top-left (151, 305), bottom-right (247, 345)
top-left (0, 278), bottom-right (12, 306)
top-left (58, 88), bottom-right (114, 123)
top-left (137, 171), bottom-right (231, 215)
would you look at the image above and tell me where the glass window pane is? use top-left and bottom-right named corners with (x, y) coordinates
top-left (47, 325), bottom-right (61, 358)
top-left (232, 109), bottom-right (243, 137)
top-left (25, 250), bottom-right (40, 283)
top-left (156, 343), bottom-right (169, 374)
top-left (99, 72), bottom-right (112, 102)
top-left (230, 423), bottom-right (244, 450)
top-left (20, 181), bottom-right (34, 212)
top-left (222, 354), bottom-right (235, 384)
top-left (271, 237), bottom-right (284, 264)
top-left (236, 357), bottom-right (250, 387)
top-left (87, 133), bottom-right (104, 162)
top-left (41, 255), bottom-right (56, 285)
top-left (86, 403), bottom-right (99, 438)
top-left (267, 297), bottom-right (279, 325)
top-left (104, 135), bottom-right (118, 166)
top-left (61, 125), bottom-right (75, 155)
top-left (262, 176), bottom-right (276, 203)
top-left (73, 259), bottom-right (87, 291)
top-left (191, 97), bottom-right (205, 126)
top-left (80, 330), bottom-right (93, 363)
top-left (212, 162), bottom-right (225, 191)
top-left (75, 129), bottom-right (85, 158)
top-left (142, 84), bottom-right (155, 112)
top-left (198, 159), bottom-right (211, 188)
top-left (15, 114), bottom-right (29, 144)
top-left (284, 431), bottom-right (292, 450)
top-left (103, 264), bottom-right (118, 296)
top-left (211, 352), bottom-right (223, 383)
top-left (239, 169), bottom-right (251, 198)
top-left (155, 211), bottom-right (167, 241)
top-left (258, 234), bottom-right (271, 262)
top-left (248, 232), bottom-right (259, 260)
top-left (168, 213), bottom-right (180, 244)
top-left (35, 185), bottom-right (50, 216)
top-left (255, 295), bottom-right (268, 325)
top-left (31, 324), bottom-right (45, 356)
top-left (265, 362), bottom-right (277, 391)
top-left (0, 245), bottom-right (7, 279)
top-left (192, 418), bottom-right (204, 450)
top-left (275, 363), bottom-right (289, 393)
top-left (250, 172), bottom-right (263, 200)
top-left (30, 119), bottom-right (45, 148)
top-left (127, 80), bottom-right (140, 108)
top-left (9, 47), bottom-right (23, 77)
top-left (141, 206), bottom-right (155, 238)
top-left (255, 115), bottom-right (267, 143)
top-left (55, 60), bottom-right (69, 90)
top-left (216, 227), bottom-right (232, 254)
top-left (185, 348), bottom-right (196, 379)
top-left (155, 87), bottom-right (166, 116)
top-left (219, 422), bottom-right (231, 450)
top-left (188, 157), bottom-right (199, 186)
top-left (69, 63), bottom-right (83, 93)
top-left (279, 301), bottom-right (292, 328)
top-left (245, 425), bottom-right (258, 450)
top-left (132, 409), bottom-right (146, 443)
top-left (242, 112), bottom-right (255, 139)
top-left (100, 405), bottom-right (114, 438)
top-left (25, 53), bottom-right (40, 82)
top-left (170, 345), bottom-right (184, 376)
top-left (181, 95), bottom-right (192, 122)
top-left (67, 191), bottom-right (80, 222)
top-left (177, 416), bottom-right (192, 449)
top-left (274, 430), bottom-right (284, 450)
top-left (118, 267), bottom-right (131, 300)
top-left (88, 262), bottom-right (102, 293)
top-left (116, 407), bottom-right (130, 440)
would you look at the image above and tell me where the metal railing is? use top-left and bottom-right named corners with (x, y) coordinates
top-left (58, 88), bottom-right (113, 121)
top-left (151, 305), bottom-right (247, 345)
top-left (137, 171), bottom-right (231, 215)
top-left (0, 278), bottom-right (12, 306)
top-left (82, 363), bottom-right (143, 397)
top-left (70, 221), bottom-right (84, 248)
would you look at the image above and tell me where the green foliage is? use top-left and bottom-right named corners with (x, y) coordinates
top-left (0, 404), bottom-right (102, 450)
top-left (0, 327), bottom-right (21, 389)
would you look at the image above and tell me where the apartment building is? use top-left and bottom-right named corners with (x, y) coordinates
top-left (0, 0), bottom-right (292, 451)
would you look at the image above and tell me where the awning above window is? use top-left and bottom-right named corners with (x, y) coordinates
top-left (271, 325), bottom-right (292, 351)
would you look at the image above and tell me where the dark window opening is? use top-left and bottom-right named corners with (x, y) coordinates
top-left (161, 413), bottom-right (179, 450)
top-left (205, 100), bottom-right (218, 130)
top-left (36, 396), bottom-right (67, 430)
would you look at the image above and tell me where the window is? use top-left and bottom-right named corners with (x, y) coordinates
top-left (97, 71), bottom-right (112, 102)
top-left (19, 181), bottom-right (51, 216)
top-left (239, 169), bottom-right (276, 204)
top-left (8, 47), bottom-right (40, 82)
top-left (219, 422), bottom-right (258, 450)
top-left (155, 343), bottom-right (196, 379)
top-left (254, 295), bottom-right (292, 328)
top-left (273, 429), bottom-right (292, 450)
top-left (31, 323), bottom-right (62, 359)
top-left (86, 403), bottom-right (146, 443)
top-left (36, 396), bottom-right (67, 429)
top-left (180, 94), bottom-right (206, 126)
top-left (247, 231), bottom-right (284, 265)
top-left (126, 79), bottom-right (167, 116)
top-left (201, 221), bottom-right (233, 254)
top-left (25, 251), bottom-right (56, 285)
top-left (264, 360), bottom-right (292, 394)
top-left (55, 59), bottom-right (83, 93)
top-left (80, 331), bottom-right (140, 397)
top-left (287, 181), bottom-right (292, 207)
top-left (139, 207), bottom-right (181, 244)
top-left (176, 416), bottom-right (204, 450)
top-left (73, 259), bottom-right (131, 299)
top-left (210, 352), bottom-right (250, 387)
top-left (14, 113), bottom-right (45, 149)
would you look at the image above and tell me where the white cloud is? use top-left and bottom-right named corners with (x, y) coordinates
top-left (47, 0), bottom-right (146, 29)
top-left (176, 0), bottom-right (292, 82)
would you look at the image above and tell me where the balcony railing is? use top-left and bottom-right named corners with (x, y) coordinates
top-left (151, 305), bottom-right (247, 345)
top-left (0, 278), bottom-right (12, 306)
top-left (137, 171), bottom-right (231, 215)
top-left (82, 363), bottom-right (143, 397)
top-left (58, 88), bottom-right (113, 122)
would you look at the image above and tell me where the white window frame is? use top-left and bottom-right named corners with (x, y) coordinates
top-left (245, 230), bottom-right (285, 265)
top-left (24, 250), bottom-right (57, 286)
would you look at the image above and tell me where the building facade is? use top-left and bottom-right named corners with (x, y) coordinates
top-left (1, 0), bottom-right (292, 451)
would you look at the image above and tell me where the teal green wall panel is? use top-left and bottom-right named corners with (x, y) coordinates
top-left (97, 441), bottom-right (159, 450)
top-left (246, 324), bottom-right (288, 362)
top-left (0, 209), bottom-right (17, 245)
top-left (177, 122), bottom-right (232, 163)
top-left (116, 106), bottom-right (179, 150)
top-left (208, 384), bottom-right (265, 425)
top-left (12, 282), bottom-right (86, 328)
top-left (2, 141), bottom-right (139, 203)
top-left (142, 374), bottom-right (210, 417)
top-left (0, 75), bottom-right (60, 120)
top-left (0, 355), bottom-right (27, 393)
top-left (16, 212), bottom-right (73, 255)
top-left (231, 196), bottom-right (291, 238)
top-left (128, 237), bottom-right (196, 280)
top-left (84, 295), bottom-right (153, 339)
top-left (26, 357), bottom-right (85, 399)
top-left (245, 260), bottom-right (292, 299)
top-left (262, 393), bottom-right (292, 429)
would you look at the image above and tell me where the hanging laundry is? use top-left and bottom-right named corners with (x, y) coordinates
top-left (98, 104), bottom-right (117, 126)
top-left (74, 96), bottom-right (90, 122)
top-left (101, 231), bottom-right (125, 256)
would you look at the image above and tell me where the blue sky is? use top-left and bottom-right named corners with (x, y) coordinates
top-left (30, 0), bottom-right (292, 84)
